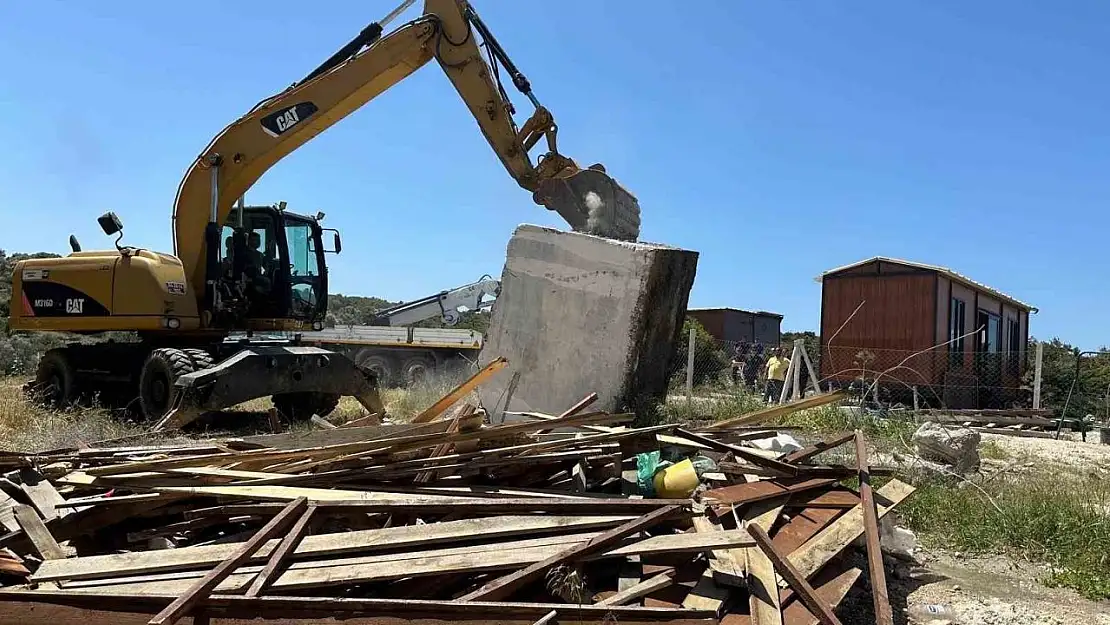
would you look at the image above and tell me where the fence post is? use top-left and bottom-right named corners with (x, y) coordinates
top-left (686, 327), bottom-right (696, 400)
top-left (1032, 341), bottom-right (1044, 409)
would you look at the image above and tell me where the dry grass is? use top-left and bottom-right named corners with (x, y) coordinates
top-left (0, 377), bottom-right (157, 452)
top-left (0, 368), bottom-right (474, 452)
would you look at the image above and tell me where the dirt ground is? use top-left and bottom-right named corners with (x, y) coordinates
top-left (856, 429), bottom-right (1110, 624)
top-left (826, 546), bottom-right (1110, 624)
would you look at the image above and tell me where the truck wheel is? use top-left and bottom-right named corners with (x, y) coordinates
top-left (402, 355), bottom-right (435, 386)
top-left (139, 348), bottom-right (196, 421)
top-left (357, 353), bottom-right (396, 388)
top-left (33, 349), bottom-right (78, 409)
top-left (272, 392), bottom-right (341, 420)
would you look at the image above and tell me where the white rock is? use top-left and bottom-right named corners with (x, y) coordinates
top-left (912, 421), bottom-right (981, 472)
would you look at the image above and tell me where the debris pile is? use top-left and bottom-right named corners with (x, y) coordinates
top-left (0, 391), bottom-right (914, 625)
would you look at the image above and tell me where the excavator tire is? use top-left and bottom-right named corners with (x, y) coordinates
top-left (139, 348), bottom-right (196, 422)
top-left (272, 392), bottom-right (341, 421)
top-left (32, 349), bottom-right (79, 409)
top-left (181, 348), bottom-right (215, 372)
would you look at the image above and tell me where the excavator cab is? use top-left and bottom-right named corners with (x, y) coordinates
top-left (212, 204), bottom-right (337, 328)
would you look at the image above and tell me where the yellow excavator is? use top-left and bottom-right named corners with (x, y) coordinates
top-left (7, 0), bottom-right (641, 426)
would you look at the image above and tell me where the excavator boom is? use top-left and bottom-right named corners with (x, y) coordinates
top-left (173, 0), bottom-right (640, 298)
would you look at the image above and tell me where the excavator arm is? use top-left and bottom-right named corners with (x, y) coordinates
top-left (172, 0), bottom-right (640, 302)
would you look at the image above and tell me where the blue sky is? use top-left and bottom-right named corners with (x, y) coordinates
top-left (1, 1), bottom-right (1107, 348)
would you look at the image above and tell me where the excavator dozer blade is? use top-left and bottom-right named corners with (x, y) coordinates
top-left (153, 346), bottom-right (384, 431)
top-left (534, 167), bottom-right (641, 242)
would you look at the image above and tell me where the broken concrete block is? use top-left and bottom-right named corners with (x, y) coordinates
top-left (912, 421), bottom-right (981, 473)
top-left (478, 224), bottom-right (698, 423)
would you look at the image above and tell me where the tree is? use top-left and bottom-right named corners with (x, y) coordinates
top-left (670, 317), bottom-right (730, 386)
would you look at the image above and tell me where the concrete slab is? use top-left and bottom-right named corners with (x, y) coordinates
top-left (478, 225), bottom-right (698, 423)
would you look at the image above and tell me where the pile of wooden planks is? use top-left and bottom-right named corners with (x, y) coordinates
top-left (0, 392), bottom-right (913, 625)
top-left (916, 408), bottom-right (1059, 438)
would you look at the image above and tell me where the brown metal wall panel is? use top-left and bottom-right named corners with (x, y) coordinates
top-left (688, 310), bottom-right (726, 341)
top-left (819, 273), bottom-right (937, 385)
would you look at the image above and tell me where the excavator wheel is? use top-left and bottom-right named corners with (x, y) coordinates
top-left (139, 348), bottom-right (196, 421)
top-left (272, 392), bottom-right (342, 421)
top-left (31, 349), bottom-right (79, 409)
top-left (181, 348), bottom-right (215, 372)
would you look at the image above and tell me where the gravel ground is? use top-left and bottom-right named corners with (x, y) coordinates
top-left (980, 431), bottom-right (1110, 471)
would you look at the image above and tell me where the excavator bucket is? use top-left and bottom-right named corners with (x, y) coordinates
top-left (535, 166), bottom-right (642, 242)
top-left (153, 346), bottom-right (384, 431)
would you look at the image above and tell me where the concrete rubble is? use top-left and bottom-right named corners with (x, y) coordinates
top-left (477, 224), bottom-right (698, 423)
top-left (912, 421), bottom-right (982, 473)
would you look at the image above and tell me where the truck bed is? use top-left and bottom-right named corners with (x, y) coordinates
top-left (300, 326), bottom-right (483, 351)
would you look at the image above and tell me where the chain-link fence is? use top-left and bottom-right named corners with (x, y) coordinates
top-left (666, 329), bottom-right (1039, 412)
top-left (1053, 350), bottom-right (1110, 432)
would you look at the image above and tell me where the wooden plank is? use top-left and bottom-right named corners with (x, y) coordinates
top-left (704, 479), bottom-right (836, 509)
top-left (1, 497), bottom-right (182, 555)
top-left (598, 571), bottom-right (675, 606)
top-left (930, 414), bottom-right (1055, 427)
top-left (0, 492), bottom-right (20, 533)
top-left (785, 490), bottom-right (859, 510)
top-left (693, 516), bottom-right (742, 588)
top-left (772, 508), bottom-right (842, 556)
top-left (309, 416), bottom-right (337, 430)
top-left (16, 468), bottom-right (70, 521)
top-left (971, 426), bottom-right (1055, 439)
top-left (749, 525), bottom-right (842, 625)
top-left (854, 433), bottom-right (892, 625)
top-left (54, 493), bottom-right (169, 509)
top-left (148, 497), bottom-right (309, 625)
top-left (532, 610), bottom-right (558, 625)
top-left (34, 514), bottom-right (635, 582)
top-left (336, 413), bottom-right (382, 429)
top-left (458, 504), bottom-right (688, 601)
top-left (618, 555), bottom-right (643, 592)
top-left (411, 357), bottom-right (508, 423)
top-left (673, 429), bottom-right (798, 476)
top-left (743, 501), bottom-right (787, 625)
top-left (240, 420), bottom-right (452, 449)
top-left (244, 505), bottom-right (315, 597)
top-left (413, 406), bottom-right (470, 483)
top-left (708, 391), bottom-right (847, 429)
top-left (66, 528), bottom-right (757, 595)
top-left (781, 433), bottom-right (855, 464)
top-left (781, 566), bottom-right (861, 625)
top-left (12, 505), bottom-right (65, 560)
top-left (95, 409), bottom-right (634, 479)
top-left (0, 548), bottom-right (30, 577)
top-left (681, 569), bottom-right (731, 615)
top-left (788, 480), bottom-right (914, 580)
top-left (157, 491), bottom-right (689, 515)
top-left (0, 591), bottom-right (717, 623)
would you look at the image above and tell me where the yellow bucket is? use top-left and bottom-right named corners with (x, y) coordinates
top-left (652, 458), bottom-right (699, 498)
